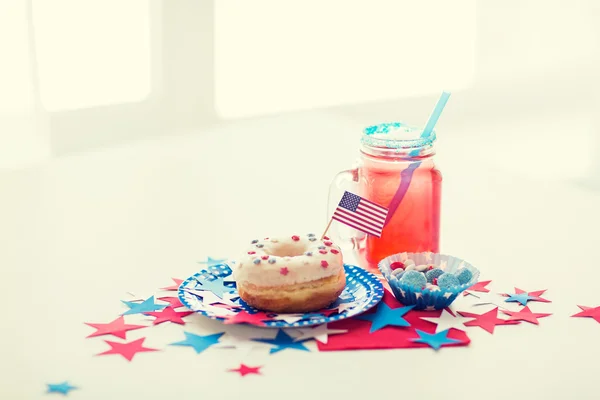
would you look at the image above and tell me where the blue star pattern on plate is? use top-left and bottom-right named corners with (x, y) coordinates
top-left (193, 277), bottom-right (235, 299)
top-left (170, 332), bottom-right (224, 354)
top-left (121, 296), bottom-right (166, 316)
top-left (47, 382), bottom-right (77, 395)
top-left (411, 329), bottom-right (463, 350)
top-left (356, 303), bottom-right (414, 333)
top-left (198, 256), bottom-right (228, 267)
top-left (178, 263), bottom-right (384, 328)
top-left (505, 292), bottom-right (536, 306)
top-left (252, 329), bottom-right (311, 354)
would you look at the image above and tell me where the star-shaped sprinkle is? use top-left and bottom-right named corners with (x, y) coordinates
top-left (424, 252), bottom-right (432, 261)
top-left (198, 256), bottom-right (228, 267)
top-left (355, 303), bottom-right (414, 333)
top-left (85, 316), bottom-right (147, 339)
top-left (228, 364), bottom-right (262, 377)
top-left (170, 332), bottom-right (224, 354)
top-left (223, 310), bottom-right (271, 326)
top-left (503, 288), bottom-right (551, 305)
top-left (121, 296), bottom-right (167, 316)
top-left (160, 278), bottom-right (183, 291)
top-left (97, 337), bottom-right (158, 361)
top-left (157, 296), bottom-right (185, 309)
top-left (458, 308), bottom-right (520, 334)
top-left (145, 306), bottom-right (194, 325)
top-left (411, 329), bottom-right (463, 350)
top-left (47, 382), bottom-right (77, 396)
top-left (463, 280), bottom-right (492, 296)
top-left (571, 305), bottom-right (600, 323)
top-left (292, 324), bottom-right (348, 344)
top-left (501, 306), bottom-right (551, 324)
top-left (420, 309), bottom-right (474, 333)
top-left (252, 329), bottom-right (311, 354)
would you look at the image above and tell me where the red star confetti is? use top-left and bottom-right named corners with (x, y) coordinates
top-left (85, 316), bottom-right (147, 339)
top-left (317, 290), bottom-right (470, 351)
top-left (223, 311), bottom-right (272, 326)
top-left (160, 278), bottom-right (184, 291)
top-left (571, 305), bottom-right (600, 323)
top-left (501, 306), bottom-right (552, 325)
top-left (228, 364), bottom-right (262, 377)
top-left (157, 296), bottom-right (185, 309)
top-left (463, 280), bottom-right (492, 296)
top-left (145, 306), bottom-right (194, 325)
top-left (97, 337), bottom-right (158, 361)
top-left (501, 287), bottom-right (551, 303)
top-left (458, 308), bottom-right (520, 334)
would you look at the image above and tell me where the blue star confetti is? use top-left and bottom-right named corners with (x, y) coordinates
top-left (121, 296), bottom-right (167, 316)
top-left (411, 329), bottom-right (462, 350)
top-left (194, 277), bottom-right (235, 299)
top-left (170, 332), bottom-right (224, 354)
top-left (355, 303), bottom-right (414, 333)
top-left (198, 256), bottom-right (227, 267)
top-left (252, 329), bottom-right (311, 354)
top-left (505, 293), bottom-right (536, 306)
top-left (46, 382), bottom-right (77, 395)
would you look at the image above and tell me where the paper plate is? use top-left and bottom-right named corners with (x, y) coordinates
top-left (178, 263), bottom-right (384, 328)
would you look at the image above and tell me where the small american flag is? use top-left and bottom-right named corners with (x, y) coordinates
top-left (332, 191), bottom-right (389, 237)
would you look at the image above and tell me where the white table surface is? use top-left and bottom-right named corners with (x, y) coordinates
top-left (2, 111), bottom-right (600, 400)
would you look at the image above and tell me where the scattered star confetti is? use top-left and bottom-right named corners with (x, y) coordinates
top-left (160, 278), bottom-right (183, 291)
top-left (292, 324), bottom-right (348, 344)
top-left (194, 277), bottom-right (235, 299)
top-left (170, 332), bottom-right (224, 354)
top-left (145, 306), bottom-right (194, 325)
top-left (411, 329), bottom-right (464, 350)
top-left (503, 288), bottom-right (551, 305)
top-left (463, 291), bottom-right (509, 308)
top-left (157, 296), bottom-right (185, 309)
top-left (121, 296), bottom-right (167, 316)
top-left (571, 305), bottom-right (600, 323)
top-left (85, 316), bottom-right (147, 339)
top-left (97, 337), bottom-right (158, 361)
top-left (501, 306), bottom-right (551, 324)
top-left (223, 310), bottom-right (272, 326)
top-left (46, 382), bottom-right (77, 396)
top-left (252, 329), bottom-right (311, 354)
top-left (463, 280), bottom-right (492, 296)
top-left (184, 288), bottom-right (237, 307)
top-left (228, 364), bottom-right (262, 377)
top-left (198, 256), bottom-right (228, 267)
top-left (458, 308), bottom-right (520, 334)
top-left (269, 313), bottom-right (304, 324)
top-left (420, 309), bottom-right (474, 333)
top-left (355, 302), bottom-right (414, 333)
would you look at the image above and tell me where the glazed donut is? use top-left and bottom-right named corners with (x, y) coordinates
top-left (234, 234), bottom-right (346, 313)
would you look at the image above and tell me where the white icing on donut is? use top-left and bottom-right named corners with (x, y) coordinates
top-left (233, 234), bottom-right (344, 287)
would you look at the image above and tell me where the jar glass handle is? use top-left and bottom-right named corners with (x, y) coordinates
top-left (326, 168), bottom-right (366, 249)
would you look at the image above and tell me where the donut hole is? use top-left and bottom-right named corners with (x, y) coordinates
top-left (267, 243), bottom-right (306, 258)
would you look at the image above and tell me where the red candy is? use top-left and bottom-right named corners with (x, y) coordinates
top-left (324, 241), bottom-right (332, 246)
top-left (248, 251), bottom-right (256, 255)
top-left (390, 262), bottom-right (405, 271)
top-left (323, 236), bottom-right (330, 240)
top-left (280, 267), bottom-right (289, 275)
top-left (433, 278), bottom-right (438, 285)
top-left (261, 255), bottom-right (269, 260)
top-left (319, 249), bottom-right (327, 254)
top-left (428, 265), bottom-right (434, 271)
top-left (330, 249), bottom-right (339, 254)
top-left (291, 235), bottom-right (300, 241)
top-left (321, 260), bottom-right (328, 268)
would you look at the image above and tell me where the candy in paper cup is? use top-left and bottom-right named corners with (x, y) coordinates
top-left (378, 252), bottom-right (480, 310)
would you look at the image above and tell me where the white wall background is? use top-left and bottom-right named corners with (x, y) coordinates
top-left (1, 0), bottom-right (599, 184)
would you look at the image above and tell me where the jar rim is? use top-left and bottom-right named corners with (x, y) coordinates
top-left (360, 122), bottom-right (436, 150)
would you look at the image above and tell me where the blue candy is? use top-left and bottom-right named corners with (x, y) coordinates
top-left (253, 259), bottom-right (261, 265)
top-left (437, 273), bottom-right (460, 289)
top-left (425, 268), bottom-right (444, 283)
top-left (268, 258), bottom-right (276, 264)
top-left (256, 244), bottom-right (264, 248)
top-left (307, 233), bottom-right (315, 237)
top-left (455, 268), bottom-right (473, 284)
top-left (399, 270), bottom-right (427, 288)
top-left (251, 239), bottom-right (258, 244)
top-left (309, 237), bottom-right (317, 241)
top-left (391, 269), bottom-right (405, 280)
top-left (305, 251), bottom-right (313, 256)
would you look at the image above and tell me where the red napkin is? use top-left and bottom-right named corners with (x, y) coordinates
top-left (317, 290), bottom-right (470, 351)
